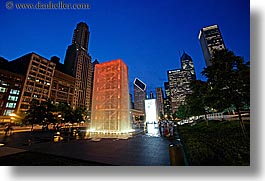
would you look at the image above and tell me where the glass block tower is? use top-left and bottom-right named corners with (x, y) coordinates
top-left (91, 59), bottom-right (131, 133)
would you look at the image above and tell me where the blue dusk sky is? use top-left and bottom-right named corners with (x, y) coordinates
top-left (0, 0), bottom-right (250, 96)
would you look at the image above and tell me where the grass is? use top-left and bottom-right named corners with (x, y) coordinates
top-left (177, 120), bottom-right (250, 166)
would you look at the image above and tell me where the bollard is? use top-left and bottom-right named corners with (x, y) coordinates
top-left (169, 144), bottom-right (185, 166)
top-left (169, 144), bottom-right (177, 165)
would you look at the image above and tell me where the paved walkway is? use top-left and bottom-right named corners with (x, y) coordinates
top-left (0, 124), bottom-right (182, 166)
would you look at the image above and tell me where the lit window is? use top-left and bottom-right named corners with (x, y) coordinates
top-left (8, 95), bottom-right (18, 101)
top-left (4, 110), bottom-right (13, 116)
top-left (0, 87), bottom-right (7, 93)
top-left (10, 89), bottom-right (20, 95)
top-left (6, 102), bottom-right (17, 108)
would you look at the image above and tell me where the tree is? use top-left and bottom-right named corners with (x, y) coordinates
top-left (202, 49), bottom-right (250, 136)
top-left (57, 102), bottom-right (73, 123)
top-left (185, 80), bottom-right (210, 116)
top-left (40, 99), bottom-right (57, 126)
top-left (72, 107), bottom-right (86, 123)
top-left (175, 104), bottom-right (189, 119)
top-left (23, 99), bottom-right (45, 131)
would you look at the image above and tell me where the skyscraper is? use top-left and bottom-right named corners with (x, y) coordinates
top-left (198, 24), bottom-right (226, 67)
top-left (167, 52), bottom-right (196, 114)
top-left (163, 82), bottom-right (172, 117)
top-left (181, 52), bottom-right (196, 80)
top-left (133, 78), bottom-right (146, 112)
top-left (149, 91), bottom-right (154, 99)
top-left (91, 59), bottom-right (131, 132)
top-left (64, 22), bottom-right (93, 110)
top-left (155, 87), bottom-right (164, 116)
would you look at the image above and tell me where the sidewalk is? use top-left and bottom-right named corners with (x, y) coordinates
top-left (0, 146), bottom-right (26, 157)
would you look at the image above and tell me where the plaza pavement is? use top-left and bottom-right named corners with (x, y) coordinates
top-left (0, 124), bottom-right (182, 166)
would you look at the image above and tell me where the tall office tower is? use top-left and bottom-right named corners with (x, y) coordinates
top-left (64, 22), bottom-right (93, 110)
top-left (91, 59), bottom-right (131, 132)
top-left (129, 93), bottom-right (134, 109)
top-left (8, 53), bottom-right (56, 113)
top-left (163, 82), bottom-right (172, 117)
top-left (167, 69), bottom-right (193, 114)
top-left (181, 52), bottom-right (196, 80)
top-left (155, 87), bottom-right (164, 116)
top-left (198, 24), bottom-right (226, 67)
top-left (133, 78), bottom-right (146, 112)
top-left (149, 91), bottom-right (154, 99)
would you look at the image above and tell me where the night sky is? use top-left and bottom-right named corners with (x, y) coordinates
top-left (0, 0), bottom-right (250, 96)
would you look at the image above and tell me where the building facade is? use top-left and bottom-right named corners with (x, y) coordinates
top-left (163, 82), bottom-right (172, 118)
top-left (133, 78), bottom-right (146, 112)
top-left (0, 69), bottom-right (24, 118)
top-left (167, 69), bottom-right (191, 113)
top-left (167, 52), bottom-right (196, 114)
top-left (64, 22), bottom-right (93, 111)
top-left (198, 24), bottom-right (226, 67)
top-left (50, 70), bottom-right (75, 105)
top-left (91, 59), bottom-right (131, 132)
top-left (155, 87), bottom-right (164, 116)
top-left (181, 52), bottom-right (196, 80)
top-left (8, 53), bottom-right (56, 113)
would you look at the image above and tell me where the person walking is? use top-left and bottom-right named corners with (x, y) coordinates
top-left (158, 120), bottom-right (162, 136)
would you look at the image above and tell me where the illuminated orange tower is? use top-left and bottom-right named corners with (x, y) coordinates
top-left (91, 59), bottom-right (131, 133)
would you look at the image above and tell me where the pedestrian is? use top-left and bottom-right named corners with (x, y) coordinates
top-left (158, 121), bottom-right (162, 136)
top-left (169, 121), bottom-right (174, 137)
top-left (4, 124), bottom-right (9, 135)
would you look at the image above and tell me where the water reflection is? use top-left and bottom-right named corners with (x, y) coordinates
top-left (52, 123), bottom-right (161, 143)
top-left (53, 127), bottom-right (133, 142)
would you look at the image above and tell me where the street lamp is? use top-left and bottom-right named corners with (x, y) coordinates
top-left (9, 113), bottom-right (17, 123)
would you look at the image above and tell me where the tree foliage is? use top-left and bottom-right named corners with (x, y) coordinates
top-left (201, 49), bottom-right (250, 111)
top-left (201, 49), bottom-right (250, 136)
top-left (23, 100), bottom-right (86, 128)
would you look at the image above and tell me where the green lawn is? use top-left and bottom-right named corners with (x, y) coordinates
top-left (177, 120), bottom-right (250, 166)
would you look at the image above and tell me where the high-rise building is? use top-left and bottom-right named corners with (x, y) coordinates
top-left (64, 22), bottom-right (93, 110)
top-left (91, 59), bottom-right (131, 132)
top-left (167, 52), bottom-right (196, 113)
top-left (8, 53), bottom-right (56, 112)
top-left (155, 87), bottom-right (164, 116)
top-left (133, 78), bottom-right (146, 112)
top-left (149, 91), bottom-right (154, 99)
top-left (163, 82), bottom-right (172, 118)
top-left (198, 24), bottom-right (226, 66)
top-left (129, 93), bottom-right (134, 109)
top-left (167, 69), bottom-right (188, 113)
top-left (72, 22), bottom-right (90, 51)
top-left (181, 52), bottom-right (196, 80)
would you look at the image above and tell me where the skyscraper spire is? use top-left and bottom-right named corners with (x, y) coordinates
top-left (72, 22), bottom-right (90, 52)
